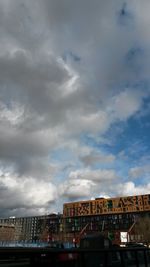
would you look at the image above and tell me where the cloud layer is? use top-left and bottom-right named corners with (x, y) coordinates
top-left (0, 0), bottom-right (150, 217)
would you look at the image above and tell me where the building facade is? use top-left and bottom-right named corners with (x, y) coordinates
top-left (63, 194), bottom-right (150, 244)
top-left (0, 213), bottom-right (63, 242)
top-left (0, 224), bottom-right (15, 241)
top-left (0, 194), bottom-right (150, 244)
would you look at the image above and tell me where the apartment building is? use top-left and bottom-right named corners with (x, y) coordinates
top-left (63, 194), bottom-right (150, 244)
top-left (0, 213), bottom-right (63, 242)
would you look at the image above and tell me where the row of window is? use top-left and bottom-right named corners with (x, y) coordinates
top-left (65, 213), bottom-right (136, 223)
top-left (65, 222), bottom-right (131, 233)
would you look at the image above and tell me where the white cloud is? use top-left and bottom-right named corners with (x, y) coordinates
top-left (58, 168), bottom-right (119, 200)
top-left (59, 179), bottom-right (95, 199)
top-left (0, 0), bottom-right (149, 216)
top-left (117, 181), bottom-right (150, 196)
top-left (0, 174), bottom-right (57, 214)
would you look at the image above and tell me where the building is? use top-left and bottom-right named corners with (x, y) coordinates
top-left (0, 194), bottom-right (150, 244)
top-left (0, 216), bottom-right (38, 241)
top-left (0, 213), bottom-right (63, 242)
top-left (63, 194), bottom-right (150, 244)
top-left (36, 213), bottom-right (63, 242)
top-left (0, 224), bottom-right (15, 241)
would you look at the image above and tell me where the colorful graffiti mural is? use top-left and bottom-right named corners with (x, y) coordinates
top-left (63, 194), bottom-right (150, 217)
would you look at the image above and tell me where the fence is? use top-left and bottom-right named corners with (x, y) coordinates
top-left (0, 246), bottom-right (149, 266)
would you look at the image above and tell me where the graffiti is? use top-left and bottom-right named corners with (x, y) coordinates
top-left (63, 194), bottom-right (150, 217)
top-left (77, 202), bottom-right (90, 216)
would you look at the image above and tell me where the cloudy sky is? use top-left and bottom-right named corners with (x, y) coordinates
top-left (0, 0), bottom-right (150, 218)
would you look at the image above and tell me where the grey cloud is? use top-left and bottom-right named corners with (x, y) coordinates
top-left (0, 51), bottom-right (70, 118)
top-left (80, 152), bottom-right (115, 167)
top-left (58, 168), bottom-right (119, 204)
top-left (59, 168), bottom-right (120, 201)
top-left (129, 164), bottom-right (150, 179)
top-left (0, 50), bottom-right (68, 85)
top-left (59, 179), bottom-right (95, 200)
top-left (0, 0), bottom-right (149, 216)
top-left (69, 169), bottom-right (118, 182)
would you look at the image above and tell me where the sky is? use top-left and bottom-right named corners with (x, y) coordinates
top-left (0, 0), bottom-right (150, 218)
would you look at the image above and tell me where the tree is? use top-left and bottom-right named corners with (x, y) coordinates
top-left (40, 227), bottom-right (49, 242)
top-left (38, 217), bottom-right (49, 242)
top-left (134, 215), bottom-right (150, 246)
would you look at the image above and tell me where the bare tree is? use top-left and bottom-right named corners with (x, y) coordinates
top-left (134, 215), bottom-right (150, 246)
top-left (40, 227), bottom-right (49, 242)
top-left (39, 217), bottom-right (49, 242)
